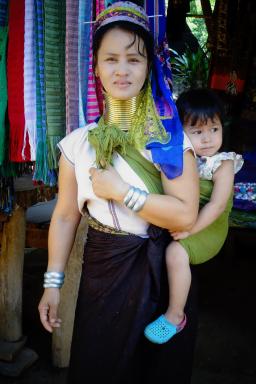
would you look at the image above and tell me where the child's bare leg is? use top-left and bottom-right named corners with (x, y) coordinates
top-left (165, 241), bottom-right (191, 325)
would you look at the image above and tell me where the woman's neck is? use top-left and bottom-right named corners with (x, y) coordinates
top-left (103, 92), bottom-right (143, 131)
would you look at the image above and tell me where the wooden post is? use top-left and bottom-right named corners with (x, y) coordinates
top-left (51, 217), bottom-right (88, 367)
top-left (0, 206), bottom-right (26, 342)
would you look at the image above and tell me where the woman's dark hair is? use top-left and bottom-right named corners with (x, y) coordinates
top-left (176, 88), bottom-right (224, 126)
top-left (92, 21), bottom-right (154, 71)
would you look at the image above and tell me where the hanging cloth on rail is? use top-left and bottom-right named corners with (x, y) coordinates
top-left (33, 0), bottom-right (56, 185)
top-left (44, 0), bottom-right (66, 169)
top-left (24, 0), bottom-right (37, 161)
top-left (65, 0), bottom-right (79, 133)
top-left (7, 0), bottom-right (31, 162)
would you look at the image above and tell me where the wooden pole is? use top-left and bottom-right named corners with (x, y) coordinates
top-left (0, 207), bottom-right (26, 341)
top-left (51, 217), bottom-right (87, 367)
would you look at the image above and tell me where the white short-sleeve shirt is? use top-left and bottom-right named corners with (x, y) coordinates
top-left (58, 122), bottom-right (195, 236)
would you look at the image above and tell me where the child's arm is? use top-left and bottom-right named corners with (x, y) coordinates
top-left (172, 160), bottom-right (234, 240)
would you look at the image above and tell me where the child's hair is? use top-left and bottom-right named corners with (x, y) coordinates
top-left (176, 88), bottom-right (224, 126)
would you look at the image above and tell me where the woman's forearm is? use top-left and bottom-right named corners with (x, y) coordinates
top-left (137, 193), bottom-right (196, 231)
top-left (47, 212), bottom-right (81, 272)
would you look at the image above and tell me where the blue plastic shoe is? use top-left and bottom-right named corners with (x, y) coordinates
top-left (144, 314), bottom-right (186, 344)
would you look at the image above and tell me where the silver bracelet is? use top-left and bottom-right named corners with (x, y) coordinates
top-left (132, 190), bottom-right (148, 212)
top-left (43, 271), bottom-right (65, 289)
top-left (123, 186), bottom-right (135, 205)
top-left (126, 188), bottom-right (141, 209)
top-left (123, 186), bottom-right (149, 212)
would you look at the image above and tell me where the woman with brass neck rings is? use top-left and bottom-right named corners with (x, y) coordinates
top-left (38, 3), bottom-right (199, 383)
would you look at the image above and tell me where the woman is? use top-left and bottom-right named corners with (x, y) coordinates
top-left (38, 2), bottom-right (199, 383)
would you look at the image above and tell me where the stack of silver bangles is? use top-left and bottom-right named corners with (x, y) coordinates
top-left (123, 186), bottom-right (149, 212)
top-left (43, 271), bottom-right (65, 288)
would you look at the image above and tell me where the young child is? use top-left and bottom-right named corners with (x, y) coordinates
top-left (144, 88), bottom-right (244, 344)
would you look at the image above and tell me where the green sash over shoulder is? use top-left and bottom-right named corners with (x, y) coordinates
top-left (120, 145), bottom-right (164, 195)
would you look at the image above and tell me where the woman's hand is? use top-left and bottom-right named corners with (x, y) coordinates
top-left (38, 288), bottom-right (61, 333)
top-left (89, 165), bottom-right (129, 202)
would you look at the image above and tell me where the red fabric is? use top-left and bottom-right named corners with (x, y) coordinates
top-left (210, 72), bottom-right (245, 94)
top-left (7, 0), bottom-right (30, 162)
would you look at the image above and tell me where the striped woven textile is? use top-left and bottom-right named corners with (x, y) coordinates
top-left (8, 0), bottom-right (31, 162)
top-left (44, 0), bottom-right (66, 169)
top-left (144, 0), bottom-right (166, 44)
top-left (33, 0), bottom-right (56, 185)
top-left (86, 0), bottom-right (104, 123)
top-left (78, 0), bottom-right (92, 127)
top-left (24, 0), bottom-right (37, 161)
top-left (65, 0), bottom-right (79, 134)
top-left (0, 26), bottom-right (8, 165)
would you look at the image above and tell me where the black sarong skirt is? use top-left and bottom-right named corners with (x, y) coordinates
top-left (67, 225), bottom-right (198, 384)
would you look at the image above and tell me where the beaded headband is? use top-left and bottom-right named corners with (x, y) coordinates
top-left (94, 2), bottom-right (151, 33)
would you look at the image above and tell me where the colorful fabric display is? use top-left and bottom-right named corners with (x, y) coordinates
top-left (44, 0), bottom-right (66, 169)
top-left (233, 182), bottom-right (256, 211)
top-left (65, 0), bottom-right (79, 133)
top-left (7, 0), bottom-right (31, 162)
top-left (24, 0), bottom-right (37, 160)
top-left (0, 26), bottom-right (8, 165)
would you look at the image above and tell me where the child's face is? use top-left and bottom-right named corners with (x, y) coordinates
top-left (183, 115), bottom-right (223, 157)
top-left (95, 28), bottom-right (148, 100)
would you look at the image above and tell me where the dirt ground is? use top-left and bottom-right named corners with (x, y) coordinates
top-left (0, 238), bottom-right (256, 384)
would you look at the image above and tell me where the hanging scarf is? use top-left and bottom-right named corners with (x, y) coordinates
top-left (78, 1), bottom-right (91, 127)
top-left (24, 0), bottom-right (37, 161)
top-left (90, 1), bottom-right (183, 179)
top-left (7, 0), bottom-right (31, 162)
top-left (44, 0), bottom-right (66, 169)
top-left (86, 4), bottom-right (101, 123)
top-left (33, 0), bottom-right (56, 185)
top-left (65, 0), bottom-right (79, 134)
top-left (0, 26), bottom-right (8, 165)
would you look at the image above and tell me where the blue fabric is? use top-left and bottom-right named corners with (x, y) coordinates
top-left (147, 56), bottom-right (184, 179)
top-left (78, 0), bottom-right (92, 127)
top-left (0, 0), bottom-right (8, 26)
top-left (144, 0), bottom-right (183, 179)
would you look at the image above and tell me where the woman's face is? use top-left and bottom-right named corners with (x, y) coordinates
top-left (95, 28), bottom-right (148, 100)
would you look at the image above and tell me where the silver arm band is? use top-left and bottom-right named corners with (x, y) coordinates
top-left (126, 188), bottom-right (141, 209)
top-left (123, 186), bottom-right (135, 205)
top-left (44, 271), bottom-right (65, 288)
top-left (132, 190), bottom-right (148, 212)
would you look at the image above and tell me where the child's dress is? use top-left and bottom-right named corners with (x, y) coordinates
top-left (180, 152), bottom-right (243, 265)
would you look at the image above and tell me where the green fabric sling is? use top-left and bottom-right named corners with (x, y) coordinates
top-left (119, 145), bottom-right (164, 195)
top-left (0, 26), bottom-right (8, 165)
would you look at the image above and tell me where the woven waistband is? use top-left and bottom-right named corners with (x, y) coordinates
top-left (85, 211), bottom-right (130, 236)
